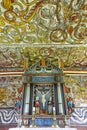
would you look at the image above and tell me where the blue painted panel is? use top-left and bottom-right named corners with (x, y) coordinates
top-left (32, 76), bottom-right (55, 82)
top-left (23, 76), bottom-right (27, 82)
top-left (35, 118), bottom-right (53, 126)
top-left (60, 76), bottom-right (64, 82)
top-left (29, 118), bottom-right (59, 126)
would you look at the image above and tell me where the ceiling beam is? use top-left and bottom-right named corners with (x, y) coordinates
top-left (0, 70), bottom-right (87, 77)
top-left (64, 70), bottom-right (87, 74)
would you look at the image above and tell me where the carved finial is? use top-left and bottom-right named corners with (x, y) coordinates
top-left (60, 59), bottom-right (64, 68)
top-left (24, 58), bottom-right (28, 69)
top-left (41, 57), bottom-right (45, 66)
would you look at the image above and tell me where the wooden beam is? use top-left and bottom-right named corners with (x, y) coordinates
top-left (64, 70), bottom-right (87, 74)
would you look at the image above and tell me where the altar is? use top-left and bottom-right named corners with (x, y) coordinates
top-left (18, 59), bottom-right (68, 127)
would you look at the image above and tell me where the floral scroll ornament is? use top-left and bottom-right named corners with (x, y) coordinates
top-left (0, 0), bottom-right (87, 44)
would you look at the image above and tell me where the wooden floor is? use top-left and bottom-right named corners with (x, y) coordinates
top-left (0, 126), bottom-right (87, 130)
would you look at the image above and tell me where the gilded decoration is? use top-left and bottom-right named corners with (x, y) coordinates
top-left (0, 0), bottom-right (87, 44)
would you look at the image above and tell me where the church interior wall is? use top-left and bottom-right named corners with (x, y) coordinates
top-left (0, 74), bottom-right (87, 108)
top-left (0, 0), bottom-right (87, 129)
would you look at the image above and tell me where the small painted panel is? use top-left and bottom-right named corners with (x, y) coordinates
top-left (32, 76), bottom-right (55, 82)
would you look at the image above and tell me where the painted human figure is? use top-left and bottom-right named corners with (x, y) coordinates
top-left (36, 89), bottom-right (51, 110)
top-left (15, 96), bottom-right (22, 114)
top-left (67, 97), bottom-right (75, 114)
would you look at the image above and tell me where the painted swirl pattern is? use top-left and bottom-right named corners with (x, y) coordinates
top-left (0, 0), bottom-right (86, 44)
top-left (0, 108), bottom-right (18, 125)
top-left (70, 107), bottom-right (87, 126)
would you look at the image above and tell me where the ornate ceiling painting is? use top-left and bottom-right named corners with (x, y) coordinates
top-left (0, 46), bottom-right (87, 69)
top-left (0, 0), bottom-right (87, 44)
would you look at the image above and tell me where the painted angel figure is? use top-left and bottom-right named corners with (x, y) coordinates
top-left (36, 88), bottom-right (52, 110)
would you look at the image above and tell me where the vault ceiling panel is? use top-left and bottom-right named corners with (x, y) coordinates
top-left (0, 0), bottom-right (87, 45)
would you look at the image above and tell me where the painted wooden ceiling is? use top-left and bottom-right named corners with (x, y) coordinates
top-left (0, 0), bottom-right (87, 70)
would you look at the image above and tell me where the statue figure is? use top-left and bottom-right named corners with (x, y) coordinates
top-left (34, 96), bottom-right (40, 114)
top-left (67, 97), bottom-right (75, 114)
top-left (15, 96), bottom-right (22, 114)
top-left (48, 96), bottom-right (53, 114)
top-left (36, 88), bottom-right (52, 110)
